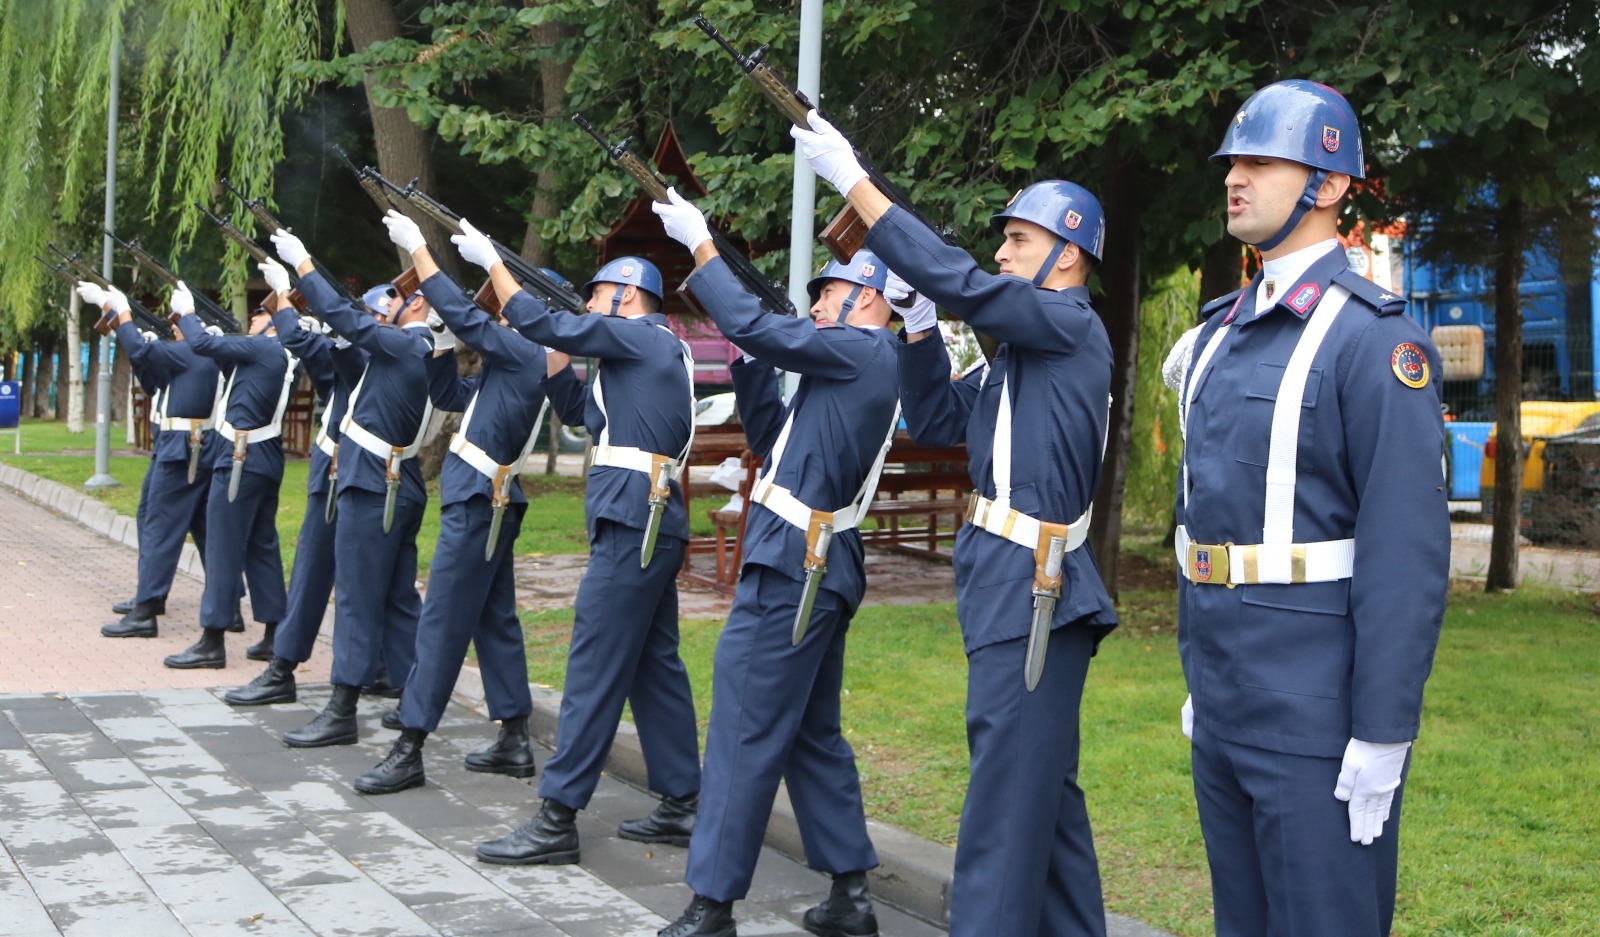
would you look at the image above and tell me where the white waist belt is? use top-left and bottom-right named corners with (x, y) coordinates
top-left (968, 492), bottom-right (1091, 553)
top-left (315, 433), bottom-right (336, 458)
top-left (217, 420), bottom-right (283, 446)
top-left (592, 443), bottom-right (681, 479)
top-left (159, 415), bottom-right (214, 433)
top-left (342, 419), bottom-right (422, 464)
top-left (1175, 524), bottom-right (1354, 586)
top-left (750, 476), bottom-right (869, 533)
top-left (450, 433), bottom-right (516, 480)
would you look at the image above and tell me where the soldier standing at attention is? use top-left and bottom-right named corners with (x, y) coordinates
top-left (462, 225), bottom-right (702, 869)
top-left (271, 229), bottom-right (432, 749)
top-left (1173, 80), bottom-right (1448, 937)
top-left (794, 112), bottom-right (1119, 936)
top-left (164, 285), bottom-right (297, 670)
top-left (350, 210), bottom-right (550, 794)
top-left (649, 187), bottom-right (911, 937)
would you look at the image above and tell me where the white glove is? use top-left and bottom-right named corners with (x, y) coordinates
top-left (1162, 324), bottom-right (1204, 392)
top-left (450, 218), bottom-right (500, 273)
top-left (258, 260), bottom-right (292, 296)
top-left (652, 187), bottom-right (713, 253)
top-left (1333, 738), bottom-right (1411, 845)
top-left (425, 310), bottom-right (457, 352)
top-left (75, 281), bottom-right (109, 309)
top-left (138, 329), bottom-right (158, 344)
top-left (270, 227), bottom-right (310, 268)
top-left (104, 286), bottom-right (131, 314)
top-left (333, 335), bottom-right (352, 351)
top-left (383, 209), bottom-right (426, 255)
top-left (203, 324), bottom-right (224, 337)
top-left (884, 269), bottom-right (938, 332)
top-left (297, 315), bottom-right (321, 334)
top-left (168, 282), bottom-right (195, 317)
top-left (790, 110), bottom-right (868, 196)
top-left (1181, 694), bottom-right (1194, 740)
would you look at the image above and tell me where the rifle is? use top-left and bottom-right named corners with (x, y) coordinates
top-left (360, 167), bottom-right (585, 315)
top-left (694, 15), bottom-right (959, 263)
top-left (106, 230), bottom-right (242, 333)
top-left (573, 113), bottom-right (795, 316)
top-left (195, 202), bottom-right (310, 313)
top-left (42, 244), bottom-right (172, 338)
top-left (220, 177), bottom-right (356, 302)
top-left (330, 145), bottom-right (403, 215)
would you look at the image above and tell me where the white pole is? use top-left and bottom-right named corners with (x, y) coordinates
top-left (783, 0), bottom-right (824, 397)
top-left (86, 27), bottom-right (120, 490)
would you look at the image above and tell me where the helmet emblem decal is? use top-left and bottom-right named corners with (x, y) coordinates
top-left (620, 264), bottom-right (635, 277)
top-left (1064, 210), bottom-right (1082, 230)
top-left (860, 263), bottom-right (876, 278)
top-left (1322, 125), bottom-right (1341, 153)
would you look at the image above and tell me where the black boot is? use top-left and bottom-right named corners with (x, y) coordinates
top-left (163, 628), bottom-right (225, 669)
top-left (226, 610), bottom-right (246, 633)
top-left (658, 895), bottom-right (737, 937)
top-left (245, 622), bottom-right (278, 662)
top-left (282, 685), bottom-right (360, 748)
top-left (113, 596), bottom-right (163, 616)
top-left (801, 871), bottom-right (878, 937)
top-left (224, 657), bottom-right (298, 706)
top-left (464, 716), bottom-right (537, 778)
top-left (475, 799), bottom-right (580, 865)
top-left (381, 704), bottom-right (403, 731)
top-left (354, 728), bottom-right (427, 795)
top-left (102, 601), bottom-right (161, 638)
top-left (618, 792), bottom-right (697, 847)
top-left (364, 660), bottom-right (402, 698)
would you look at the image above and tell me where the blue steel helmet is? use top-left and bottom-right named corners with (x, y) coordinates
top-left (361, 283), bottom-right (399, 319)
top-left (806, 250), bottom-right (889, 304)
top-left (580, 256), bottom-right (664, 305)
top-left (990, 180), bottom-right (1106, 264)
top-left (1214, 79), bottom-right (1365, 179)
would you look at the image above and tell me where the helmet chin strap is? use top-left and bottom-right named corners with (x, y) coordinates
top-left (1255, 168), bottom-right (1329, 253)
top-left (607, 284), bottom-right (625, 318)
top-left (1032, 239), bottom-right (1068, 287)
top-left (837, 284), bottom-right (864, 326)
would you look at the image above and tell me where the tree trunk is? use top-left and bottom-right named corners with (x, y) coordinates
top-left (66, 291), bottom-right (85, 433)
top-left (22, 347), bottom-right (36, 419)
top-left (544, 411), bottom-right (561, 474)
top-left (519, 7), bottom-right (574, 267)
top-left (110, 342), bottom-right (130, 424)
top-left (54, 334), bottom-right (69, 420)
top-left (1486, 192), bottom-right (1525, 592)
top-left (1088, 151), bottom-right (1145, 601)
top-left (1199, 237), bottom-right (1244, 312)
top-left (345, 0), bottom-right (453, 273)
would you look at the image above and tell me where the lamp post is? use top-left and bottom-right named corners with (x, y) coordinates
top-left (85, 23), bottom-right (120, 490)
top-left (782, 0), bottom-right (824, 398)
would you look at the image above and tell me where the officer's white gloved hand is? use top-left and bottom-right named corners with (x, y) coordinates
top-left (258, 260), bottom-right (292, 296)
top-left (75, 281), bottom-right (109, 309)
top-left (1334, 738), bottom-right (1411, 845)
top-left (882, 269), bottom-right (938, 332)
top-left (1181, 694), bottom-right (1194, 740)
top-left (297, 315), bottom-right (321, 334)
top-left (271, 228), bottom-right (311, 268)
top-left (104, 287), bottom-right (131, 316)
top-left (652, 187), bottom-right (713, 253)
top-left (333, 335), bottom-right (352, 351)
top-left (168, 282), bottom-right (195, 317)
top-left (450, 218), bottom-right (500, 273)
top-left (138, 329), bottom-right (158, 344)
top-left (790, 110), bottom-right (868, 196)
top-left (384, 209), bottom-right (427, 255)
top-left (1162, 324), bottom-right (1204, 392)
top-left (203, 324), bottom-right (224, 337)
top-left (425, 310), bottom-right (457, 352)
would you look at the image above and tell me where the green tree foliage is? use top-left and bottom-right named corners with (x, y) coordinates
top-left (0, 0), bottom-right (328, 331)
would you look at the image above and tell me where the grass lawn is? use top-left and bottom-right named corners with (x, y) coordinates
top-left (522, 581), bottom-right (1600, 937)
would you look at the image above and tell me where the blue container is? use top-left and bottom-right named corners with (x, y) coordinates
top-left (1447, 421), bottom-right (1493, 500)
top-left (0, 381), bottom-right (19, 429)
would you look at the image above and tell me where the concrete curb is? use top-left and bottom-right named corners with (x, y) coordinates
top-left (0, 463), bottom-right (1172, 936)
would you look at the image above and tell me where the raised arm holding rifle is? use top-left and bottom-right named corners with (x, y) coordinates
top-left (793, 110), bottom-right (1121, 937)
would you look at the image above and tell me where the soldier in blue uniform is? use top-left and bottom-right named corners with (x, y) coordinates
top-left (78, 283), bottom-right (225, 640)
top-left (1170, 80), bottom-right (1449, 937)
top-left (162, 284), bottom-right (296, 670)
top-left (351, 211), bottom-right (550, 794)
top-left (271, 229), bottom-right (432, 748)
top-left (649, 190), bottom-right (907, 937)
top-left (460, 225), bottom-right (702, 867)
top-left (225, 261), bottom-right (373, 705)
top-left (795, 112), bottom-right (1120, 936)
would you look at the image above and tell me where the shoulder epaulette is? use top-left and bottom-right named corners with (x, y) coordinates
top-left (1333, 270), bottom-right (1406, 317)
top-left (1199, 288), bottom-right (1245, 321)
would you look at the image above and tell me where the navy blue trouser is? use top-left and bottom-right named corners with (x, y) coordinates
top-left (399, 497), bottom-right (531, 731)
top-left (198, 470), bottom-right (286, 631)
top-left (1191, 723), bottom-right (1405, 937)
top-left (328, 488), bottom-right (421, 689)
top-left (538, 521), bottom-right (699, 810)
top-left (272, 487), bottom-right (336, 663)
top-left (134, 460), bottom-right (212, 605)
top-left (950, 625), bottom-right (1104, 937)
top-left (686, 567), bottom-right (878, 902)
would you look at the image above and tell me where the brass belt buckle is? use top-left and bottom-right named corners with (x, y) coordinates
top-left (1186, 540), bottom-right (1235, 588)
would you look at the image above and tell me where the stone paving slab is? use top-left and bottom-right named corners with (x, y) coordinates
top-left (0, 689), bottom-right (950, 937)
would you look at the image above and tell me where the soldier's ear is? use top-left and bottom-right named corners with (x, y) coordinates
top-left (1057, 241), bottom-right (1082, 272)
top-left (1316, 172), bottom-right (1351, 207)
